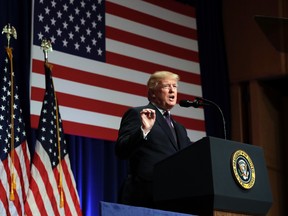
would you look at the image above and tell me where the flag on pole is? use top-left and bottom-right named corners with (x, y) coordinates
top-left (30, 0), bottom-right (206, 142)
top-left (25, 62), bottom-right (82, 216)
top-left (0, 47), bottom-right (31, 215)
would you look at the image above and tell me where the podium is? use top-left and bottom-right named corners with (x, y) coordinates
top-left (153, 136), bottom-right (273, 216)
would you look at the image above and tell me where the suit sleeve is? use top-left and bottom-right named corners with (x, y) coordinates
top-left (115, 108), bottom-right (148, 159)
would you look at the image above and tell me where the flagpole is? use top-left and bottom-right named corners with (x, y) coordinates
top-left (2, 23), bottom-right (17, 201)
top-left (41, 40), bottom-right (64, 207)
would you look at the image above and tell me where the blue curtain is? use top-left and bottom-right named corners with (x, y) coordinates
top-left (66, 135), bottom-right (127, 215)
top-left (1, 0), bottom-right (230, 216)
top-left (195, 0), bottom-right (231, 139)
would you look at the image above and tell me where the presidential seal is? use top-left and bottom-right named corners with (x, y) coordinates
top-left (231, 150), bottom-right (255, 189)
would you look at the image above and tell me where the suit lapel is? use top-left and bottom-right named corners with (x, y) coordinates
top-left (173, 121), bottom-right (182, 149)
top-left (147, 103), bottom-right (179, 150)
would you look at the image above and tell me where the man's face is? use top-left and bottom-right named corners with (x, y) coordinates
top-left (152, 77), bottom-right (178, 110)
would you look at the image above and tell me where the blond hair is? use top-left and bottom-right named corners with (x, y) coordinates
top-left (147, 71), bottom-right (179, 101)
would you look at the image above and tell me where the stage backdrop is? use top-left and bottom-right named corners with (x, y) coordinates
top-left (0, 0), bottom-right (230, 215)
top-left (30, 0), bottom-right (206, 143)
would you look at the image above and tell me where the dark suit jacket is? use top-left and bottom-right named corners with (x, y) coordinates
top-left (115, 103), bottom-right (191, 207)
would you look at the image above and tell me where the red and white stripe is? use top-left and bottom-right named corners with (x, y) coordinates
top-left (24, 140), bottom-right (82, 216)
top-left (0, 142), bottom-right (31, 216)
top-left (30, 0), bottom-right (206, 142)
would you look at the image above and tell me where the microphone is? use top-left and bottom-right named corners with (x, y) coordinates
top-left (179, 99), bottom-right (207, 108)
top-left (179, 97), bottom-right (227, 140)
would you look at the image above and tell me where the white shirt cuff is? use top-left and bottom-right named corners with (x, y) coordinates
top-left (141, 126), bottom-right (150, 139)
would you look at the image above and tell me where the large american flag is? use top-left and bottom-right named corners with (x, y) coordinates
top-left (30, 0), bottom-right (206, 142)
top-left (0, 49), bottom-right (31, 215)
top-left (24, 63), bottom-right (82, 216)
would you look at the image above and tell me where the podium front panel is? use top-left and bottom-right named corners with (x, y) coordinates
top-left (153, 136), bottom-right (272, 215)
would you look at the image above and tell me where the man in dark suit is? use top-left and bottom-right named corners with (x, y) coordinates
top-left (115, 71), bottom-right (192, 208)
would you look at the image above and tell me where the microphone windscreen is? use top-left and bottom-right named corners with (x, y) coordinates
top-left (179, 100), bottom-right (190, 107)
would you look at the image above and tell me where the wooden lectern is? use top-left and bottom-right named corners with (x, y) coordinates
top-left (153, 137), bottom-right (273, 216)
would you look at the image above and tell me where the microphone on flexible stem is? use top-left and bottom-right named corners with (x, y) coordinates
top-left (179, 99), bottom-right (209, 108)
top-left (179, 97), bottom-right (227, 140)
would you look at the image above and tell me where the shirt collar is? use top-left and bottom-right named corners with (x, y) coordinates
top-left (151, 102), bottom-right (170, 115)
